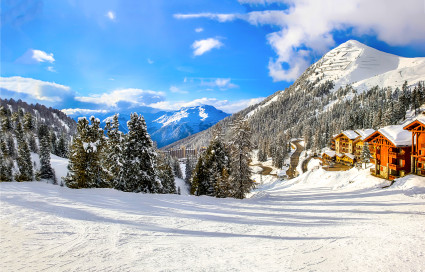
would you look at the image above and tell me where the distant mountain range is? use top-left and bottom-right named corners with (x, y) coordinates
top-left (68, 105), bottom-right (230, 148)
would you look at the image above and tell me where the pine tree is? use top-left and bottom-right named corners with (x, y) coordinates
top-left (172, 158), bottom-right (183, 179)
top-left (229, 118), bottom-right (253, 199)
top-left (56, 134), bottom-right (68, 158)
top-left (65, 117), bottom-right (107, 188)
top-left (0, 137), bottom-right (12, 182)
top-left (15, 121), bottom-right (33, 181)
top-left (157, 153), bottom-right (176, 194)
top-left (119, 113), bottom-right (160, 193)
top-left (361, 142), bottom-right (372, 169)
top-left (184, 155), bottom-right (194, 186)
top-left (38, 124), bottom-right (55, 182)
top-left (104, 114), bottom-right (122, 189)
top-left (191, 156), bottom-right (208, 195)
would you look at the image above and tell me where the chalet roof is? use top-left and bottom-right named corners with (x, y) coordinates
top-left (323, 151), bottom-right (336, 157)
top-left (344, 153), bottom-right (355, 160)
top-left (377, 125), bottom-right (412, 147)
top-left (354, 129), bottom-right (375, 140)
top-left (403, 113), bottom-right (425, 130)
top-left (342, 130), bottom-right (360, 140)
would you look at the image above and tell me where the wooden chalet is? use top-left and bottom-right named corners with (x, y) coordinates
top-left (335, 153), bottom-right (345, 164)
top-left (403, 114), bottom-right (425, 176)
top-left (353, 129), bottom-right (375, 161)
top-left (341, 153), bottom-right (355, 166)
top-left (322, 151), bottom-right (336, 162)
top-left (333, 130), bottom-right (360, 154)
top-left (364, 125), bottom-right (412, 181)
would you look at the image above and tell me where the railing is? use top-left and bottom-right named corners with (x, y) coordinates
top-left (389, 163), bottom-right (402, 171)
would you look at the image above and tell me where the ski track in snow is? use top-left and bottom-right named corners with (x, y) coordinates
top-left (1, 175), bottom-right (425, 272)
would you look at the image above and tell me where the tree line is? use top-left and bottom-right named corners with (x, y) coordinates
top-left (0, 105), bottom-right (69, 182)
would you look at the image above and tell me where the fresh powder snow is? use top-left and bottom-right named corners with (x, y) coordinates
top-left (1, 156), bottom-right (425, 271)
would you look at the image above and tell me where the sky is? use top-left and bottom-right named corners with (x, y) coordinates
top-left (1, 0), bottom-right (425, 115)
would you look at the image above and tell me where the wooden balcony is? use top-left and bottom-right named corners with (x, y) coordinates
top-left (389, 163), bottom-right (402, 171)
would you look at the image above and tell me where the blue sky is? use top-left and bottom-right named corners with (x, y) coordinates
top-left (1, 0), bottom-right (425, 114)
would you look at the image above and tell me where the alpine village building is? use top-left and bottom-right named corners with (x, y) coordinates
top-left (324, 113), bottom-right (425, 180)
top-left (364, 125), bottom-right (412, 181)
top-left (403, 114), bottom-right (425, 176)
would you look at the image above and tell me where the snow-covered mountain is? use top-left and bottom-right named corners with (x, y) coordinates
top-left (165, 40), bottom-right (425, 150)
top-left (149, 105), bottom-right (230, 147)
top-left (307, 39), bottom-right (425, 91)
top-left (68, 105), bottom-right (229, 148)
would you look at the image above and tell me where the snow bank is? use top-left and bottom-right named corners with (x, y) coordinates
top-left (390, 175), bottom-right (425, 199)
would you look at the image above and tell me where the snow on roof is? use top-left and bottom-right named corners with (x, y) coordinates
top-left (336, 153), bottom-right (344, 157)
top-left (342, 130), bottom-right (360, 140)
top-left (378, 125), bottom-right (412, 147)
top-left (355, 129), bottom-right (376, 140)
top-left (344, 153), bottom-right (356, 160)
top-left (323, 151), bottom-right (336, 157)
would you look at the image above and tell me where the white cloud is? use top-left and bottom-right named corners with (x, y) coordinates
top-left (32, 49), bottom-right (55, 63)
top-left (17, 49), bottom-right (55, 64)
top-left (0, 76), bottom-right (70, 102)
top-left (176, 0), bottom-right (425, 81)
top-left (201, 78), bottom-right (239, 89)
top-left (76, 88), bottom-right (165, 108)
top-left (106, 11), bottom-right (116, 21)
top-left (174, 13), bottom-right (238, 22)
top-left (148, 97), bottom-right (265, 113)
top-left (195, 27), bottom-right (204, 33)
top-left (192, 38), bottom-right (224, 56)
top-left (147, 58), bottom-right (154, 64)
top-left (61, 108), bottom-right (109, 116)
top-left (169, 86), bottom-right (188, 94)
top-left (47, 66), bottom-right (56, 72)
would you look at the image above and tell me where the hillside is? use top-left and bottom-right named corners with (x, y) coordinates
top-left (0, 98), bottom-right (76, 138)
top-left (165, 40), bottom-right (425, 151)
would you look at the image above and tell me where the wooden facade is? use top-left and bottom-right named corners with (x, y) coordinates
top-left (341, 154), bottom-right (355, 166)
top-left (333, 132), bottom-right (358, 154)
top-left (364, 131), bottom-right (411, 181)
top-left (403, 118), bottom-right (425, 176)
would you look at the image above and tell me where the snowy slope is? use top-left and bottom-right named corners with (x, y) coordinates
top-left (308, 40), bottom-right (425, 91)
top-left (1, 168), bottom-right (425, 271)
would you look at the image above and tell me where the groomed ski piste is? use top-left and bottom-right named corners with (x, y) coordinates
top-left (1, 156), bottom-right (425, 271)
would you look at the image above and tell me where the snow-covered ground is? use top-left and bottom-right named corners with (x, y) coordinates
top-left (2, 158), bottom-right (425, 271)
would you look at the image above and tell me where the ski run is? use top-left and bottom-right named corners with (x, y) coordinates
top-left (1, 155), bottom-right (425, 272)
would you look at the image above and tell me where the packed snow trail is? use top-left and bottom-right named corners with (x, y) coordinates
top-left (1, 171), bottom-right (425, 272)
top-left (286, 141), bottom-right (303, 179)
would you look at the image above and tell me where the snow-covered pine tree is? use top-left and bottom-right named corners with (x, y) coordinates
top-left (104, 114), bottom-right (122, 189)
top-left (361, 142), bottom-right (372, 169)
top-left (85, 116), bottom-right (108, 188)
top-left (191, 156), bottom-right (208, 195)
top-left (38, 124), bottom-right (55, 182)
top-left (0, 137), bottom-right (13, 182)
top-left (65, 118), bottom-right (90, 188)
top-left (157, 153), bottom-right (176, 194)
top-left (229, 118), bottom-right (253, 199)
top-left (184, 155), bottom-right (194, 186)
top-left (56, 134), bottom-right (68, 158)
top-left (15, 121), bottom-right (33, 181)
top-left (172, 157), bottom-right (183, 179)
top-left (119, 113), bottom-right (160, 193)
top-left (65, 117), bottom-right (107, 188)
